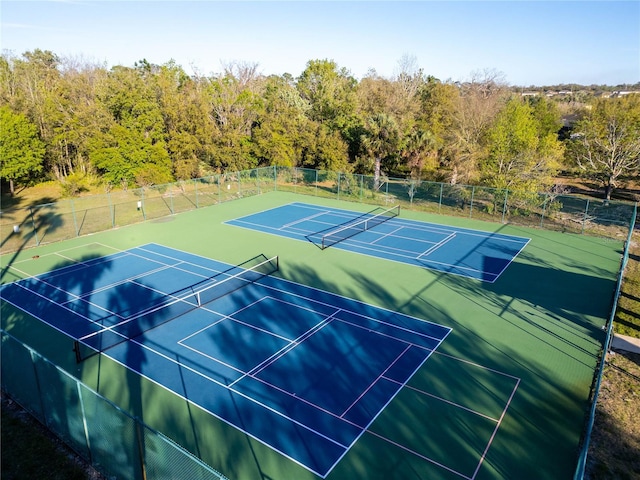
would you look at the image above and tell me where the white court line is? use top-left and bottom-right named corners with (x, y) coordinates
top-left (370, 225), bottom-right (405, 245)
top-left (470, 378), bottom-right (521, 480)
top-left (59, 262), bottom-right (184, 305)
top-left (339, 236), bottom-right (498, 280)
top-left (3, 282), bottom-right (98, 326)
top-left (366, 429), bottom-right (471, 479)
top-left (1, 242), bottom-right (120, 271)
top-left (240, 311), bottom-right (341, 381)
top-left (362, 358), bottom-right (520, 480)
top-left (416, 232), bottom-right (457, 260)
top-left (134, 245), bottom-right (228, 277)
top-left (118, 337), bottom-right (349, 479)
top-left (386, 379), bottom-right (500, 423)
top-left (340, 344), bottom-right (412, 418)
top-left (480, 238), bottom-right (531, 284)
top-left (281, 211), bottom-right (329, 229)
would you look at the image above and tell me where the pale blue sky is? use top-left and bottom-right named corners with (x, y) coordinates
top-left (1, 1), bottom-right (638, 86)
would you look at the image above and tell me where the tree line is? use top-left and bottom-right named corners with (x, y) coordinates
top-left (1, 49), bottom-right (639, 201)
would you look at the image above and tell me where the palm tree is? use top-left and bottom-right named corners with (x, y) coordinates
top-left (402, 129), bottom-right (437, 180)
top-left (361, 113), bottom-right (400, 189)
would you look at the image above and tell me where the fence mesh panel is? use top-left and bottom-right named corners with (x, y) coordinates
top-left (1, 331), bottom-right (228, 480)
top-left (1, 167), bottom-right (635, 255)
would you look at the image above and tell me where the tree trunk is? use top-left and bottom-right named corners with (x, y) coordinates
top-left (9, 179), bottom-right (15, 195)
top-left (374, 157), bottom-right (381, 190)
top-left (604, 182), bottom-right (613, 201)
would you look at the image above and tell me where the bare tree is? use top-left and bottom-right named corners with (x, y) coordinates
top-left (571, 97), bottom-right (640, 200)
top-left (444, 69), bottom-right (509, 185)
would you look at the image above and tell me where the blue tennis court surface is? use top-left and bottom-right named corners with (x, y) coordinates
top-left (226, 202), bottom-right (530, 282)
top-left (0, 244), bottom-right (451, 478)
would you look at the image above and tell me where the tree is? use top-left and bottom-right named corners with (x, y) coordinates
top-left (299, 123), bottom-right (350, 172)
top-left (415, 78), bottom-right (459, 178)
top-left (445, 70), bottom-right (509, 185)
top-left (205, 63), bottom-right (263, 172)
top-left (155, 61), bottom-right (208, 179)
top-left (401, 129), bottom-right (438, 179)
top-left (0, 106), bottom-right (45, 194)
top-left (361, 114), bottom-right (400, 189)
top-left (481, 97), bottom-right (562, 199)
top-left (90, 66), bottom-right (172, 186)
top-left (297, 59), bottom-right (357, 130)
top-left (49, 57), bottom-right (110, 180)
top-left (88, 124), bottom-right (172, 186)
top-left (252, 74), bottom-right (311, 167)
top-left (569, 96), bottom-right (640, 200)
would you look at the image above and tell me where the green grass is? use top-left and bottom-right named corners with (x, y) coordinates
top-left (0, 190), bottom-right (628, 480)
top-left (586, 351), bottom-right (640, 479)
top-left (614, 235), bottom-right (640, 337)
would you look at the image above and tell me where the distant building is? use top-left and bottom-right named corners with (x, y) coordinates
top-left (612, 91), bottom-right (640, 97)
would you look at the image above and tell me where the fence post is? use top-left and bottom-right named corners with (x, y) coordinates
top-left (540, 193), bottom-right (548, 229)
top-left (29, 350), bottom-right (47, 423)
top-left (501, 190), bottom-right (509, 224)
top-left (77, 383), bottom-right (93, 463)
top-left (136, 420), bottom-right (148, 480)
top-left (140, 189), bottom-right (146, 220)
top-left (273, 165), bottom-right (277, 191)
top-left (29, 207), bottom-right (40, 246)
top-left (438, 183), bottom-right (443, 214)
top-left (337, 173), bottom-right (341, 200)
top-left (469, 186), bottom-right (475, 218)
top-left (108, 192), bottom-right (115, 228)
top-left (70, 199), bottom-right (80, 236)
top-left (582, 199), bottom-right (590, 234)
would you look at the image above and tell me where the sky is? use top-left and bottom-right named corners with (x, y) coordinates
top-left (1, 0), bottom-right (638, 86)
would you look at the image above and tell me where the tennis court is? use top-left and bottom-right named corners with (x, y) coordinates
top-left (0, 242), bottom-right (498, 478)
top-left (0, 190), bottom-right (624, 480)
top-left (226, 202), bottom-right (529, 282)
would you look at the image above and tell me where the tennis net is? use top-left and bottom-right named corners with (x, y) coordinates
top-left (73, 254), bottom-right (279, 362)
top-left (307, 205), bottom-right (400, 250)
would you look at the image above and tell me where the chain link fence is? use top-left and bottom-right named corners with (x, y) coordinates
top-left (1, 166), bottom-right (635, 254)
top-left (1, 166), bottom-right (637, 479)
top-left (274, 167), bottom-right (636, 240)
top-left (1, 331), bottom-right (228, 480)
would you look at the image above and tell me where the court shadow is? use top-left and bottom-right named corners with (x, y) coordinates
top-left (1, 196), bottom-right (66, 284)
top-left (2, 252), bottom-right (114, 364)
top-left (282, 262), bottom-right (598, 478)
